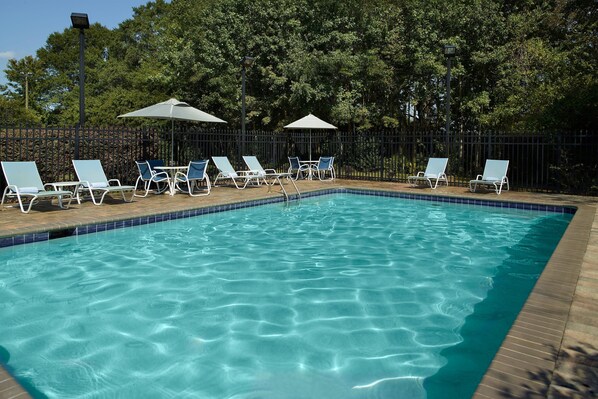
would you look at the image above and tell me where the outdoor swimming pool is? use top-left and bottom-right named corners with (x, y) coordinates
top-left (0, 193), bottom-right (572, 398)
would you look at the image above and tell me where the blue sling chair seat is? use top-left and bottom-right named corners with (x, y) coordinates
top-left (134, 160), bottom-right (170, 197)
top-left (174, 160), bottom-right (211, 196)
top-left (287, 156), bottom-right (310, 180)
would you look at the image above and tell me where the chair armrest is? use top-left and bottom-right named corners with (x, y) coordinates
top-left (476, 174), bottom-right (483, 180)
top-left (6, 184), bottom-right (19, 194)
top-left (265, 168), bottom-right (277, 174)
top-left (154, 171), bottom-right (170, 179)
top-left (108, 178), bottom-right (122, 186)
top-left (417, 171), bottom-right (425, 177)
top-left (238, 170), bottom-right (259, 176)
top-left (174, 171), bottom-right (187, 180)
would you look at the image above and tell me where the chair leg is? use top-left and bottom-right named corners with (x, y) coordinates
top-left (185, 178), bottom-right (211, 196)
top-left (134, 177), bottom-right (150, 197)
top-left (1, 187), bottom-right (9, 210)
top-left (121, 189), bottom-right (135, 202)
top-left (85, 188), bottom-right (102, 205)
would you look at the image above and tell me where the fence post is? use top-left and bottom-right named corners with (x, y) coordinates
top-left (487, 130), bottom-right (493, 159)
top-left (379, 131), bottom-right (385, 180)
top-left (74, 125), bottom-right (80, 160)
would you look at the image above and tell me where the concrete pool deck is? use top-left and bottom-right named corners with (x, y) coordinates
top-left (0, 179), bottom-right (596, 399)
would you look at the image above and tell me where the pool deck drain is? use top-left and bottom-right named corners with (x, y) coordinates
top-left (0, 179), bottom-right (596, 399)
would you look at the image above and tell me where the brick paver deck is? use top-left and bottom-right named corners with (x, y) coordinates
top-left (0, 179), bottom-right (596, 399)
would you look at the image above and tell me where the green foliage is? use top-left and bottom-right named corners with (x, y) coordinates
top-left (0, 0), bottom-right (595, 131)
top-left (549, 149), bottom-right (598, 195)
top-left (348, 133), bottom-right (382, 172)
top-left (0, 97), bottom-right (42, 125)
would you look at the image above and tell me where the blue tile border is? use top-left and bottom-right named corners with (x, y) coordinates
top-left (0, 188), bottom-right (576, 249)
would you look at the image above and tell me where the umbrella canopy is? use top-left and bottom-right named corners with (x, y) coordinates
top-left (284, 114), bottom-right (337, 160)
top-left (118, 98), bottom-right (226, 163)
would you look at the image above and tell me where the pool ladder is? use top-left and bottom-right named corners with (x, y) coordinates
top-left (267, 174), bottom-right (301, 201)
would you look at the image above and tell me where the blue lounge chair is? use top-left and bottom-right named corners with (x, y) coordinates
top-left (212, 156), bottom-right (261, 189)
top-left (72, 159), bottom-right (135, 205)
top-left (134, 161), bottom-right (170, 197)
top-left (175, 160), bottom-right (211, 196)
top-left (288, 156), bottom-right (310, 180)
top-left (407, 158), bottom-right (449, 189)
top-left (1, 161), bottom-right (74, 213)
top-left (314, 156), bottom-right (335, 181)
top-left (469, 159), bottom-right (510, 195)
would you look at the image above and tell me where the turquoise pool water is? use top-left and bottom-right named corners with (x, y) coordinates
top-left (0, 194), bottom-right (571, 399)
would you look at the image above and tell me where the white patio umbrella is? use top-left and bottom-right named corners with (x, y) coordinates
top-left (118, 98), bottom-right (226, 164)
top-left (284, 113), bottom-right (337, 160)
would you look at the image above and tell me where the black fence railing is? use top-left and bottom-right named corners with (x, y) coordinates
top-left (1, 124), bottom-right (597, 195)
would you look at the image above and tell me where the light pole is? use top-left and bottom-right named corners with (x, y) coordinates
top-left (240, 56), bottom-right (254, 155)
top-left (443, 44), bottom-right (456, 158)
top-left (71, 12), bottom-right (89, 159)
top-left (22, 71), bottom-right (32, 110)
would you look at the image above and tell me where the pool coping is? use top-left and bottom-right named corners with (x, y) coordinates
top-left (0, 184), bottom-right (595, 399)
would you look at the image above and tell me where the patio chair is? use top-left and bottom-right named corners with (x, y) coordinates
top-left (407, 158), bottom-right (449, 189)
top-left (1, 161), bottom-right (74, 213)
top-left (469, 159), bottom-right (510, 195)
top-left (288, 156), bottom-right (310, 180)
top-left (72, 159), bottom-right (135, 205)
top-left (212, 156), bottom-right (261, 189)
top-left (147, 159), bottom-right (165, 173)
top-left (243, 155), bottom-right (284, 184)
top-left (134, 161), bottom-right (170, 197)
top-left (174, 160), bottom-right (211, 196)
top-left (313, 156), bottom-right (335, 181)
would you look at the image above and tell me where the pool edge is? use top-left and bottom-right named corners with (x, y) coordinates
top-left (472, 204), bottom-right (595, 398)
top-left (0, 188), bottom-right (576, 249)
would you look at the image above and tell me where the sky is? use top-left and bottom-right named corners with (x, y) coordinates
top-left (0, 0), bottom-right (158, 85)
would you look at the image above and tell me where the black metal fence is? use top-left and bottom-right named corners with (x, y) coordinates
top-left (1, 124), bottom-right (597, 195)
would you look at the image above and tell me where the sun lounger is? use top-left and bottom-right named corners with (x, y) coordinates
top-left (212, 156), bottom-right (261, 189)
top-left (469, 159), bottom-right (510, 194)
top-left (72, 159), bottom-right (135, 205)
top-left (1, 161), bottom-right (74, 213)
top-left (407, 158), bottom-right (448, 189)
top-left (243, 155), bottom-right (283, 184)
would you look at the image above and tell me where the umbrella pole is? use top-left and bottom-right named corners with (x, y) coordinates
top-left (309, 129), bottom-right (312, 161)
top-left (171, 120), bottom-right (174, 165)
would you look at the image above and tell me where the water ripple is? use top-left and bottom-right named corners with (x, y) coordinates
top-left (0, 194), bottom-right (570, 398)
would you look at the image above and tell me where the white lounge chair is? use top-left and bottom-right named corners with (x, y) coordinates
top-left (469, 159), bottom-right (510, 195)
top-left (407, 158), bottom-right (448, 189)
top-left (242, 155), bottom-right (281, 183)
top-left (1, 161), bottom-right (74, 213)
top-left (72, 159), bottom-right (135, 205)
top-left (134, 160), bottom-right (170, 197)
top-left (174, 160), bottom-right (211, 196)
top-left (212, 156), bottom-right (261, 189)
